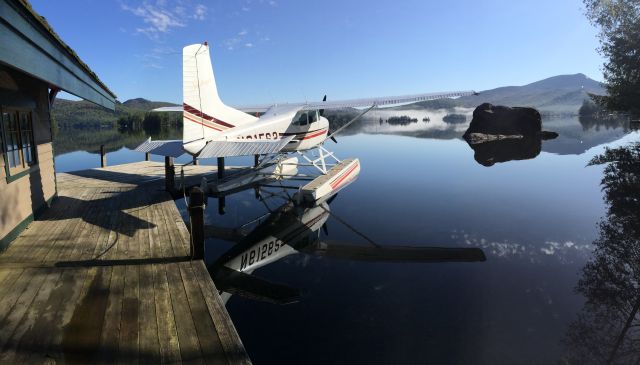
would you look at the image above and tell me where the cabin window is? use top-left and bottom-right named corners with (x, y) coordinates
top-left (309, 110), bottom-right (319, 123)
top-left (1, 108), bottom-right (37, 178)
top-left (293, 111), bottom-right (309, 126)
top-left (292, 110), bottom-right (319, 126)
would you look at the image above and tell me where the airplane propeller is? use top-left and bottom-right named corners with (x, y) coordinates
top-left (322, 223), bottom-right (329, 236)
top-left (319, 95), bottom-right (326, 117)
top-left (321, 95), bottom-right (339, 143)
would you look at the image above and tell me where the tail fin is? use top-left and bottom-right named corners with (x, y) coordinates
top-left (182, 43), bottom-right (257, 147)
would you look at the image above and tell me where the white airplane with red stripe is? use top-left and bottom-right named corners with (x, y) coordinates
top-left (136, 42), bottom-right (476, 200)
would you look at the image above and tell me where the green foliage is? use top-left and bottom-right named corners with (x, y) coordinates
top-left (52, 97), bottom-right (180, 130)
top-left (578, 98), bottom-right (602, 116)
top-left (562, 142), bottom-right (640, 364)
top-left (51, 97), bottom-right (182, 155)
top-left (583, 0), bottom-right (640, 114)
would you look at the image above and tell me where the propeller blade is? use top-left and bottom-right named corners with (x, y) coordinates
top-left (326, 193), bottom-right (339, 205)
top-left (330, 135), bottom-right (338, 143)
top-left (319, 95), bottom-right (326, 117)
top-left (322, 223), bottom-right (329, 236)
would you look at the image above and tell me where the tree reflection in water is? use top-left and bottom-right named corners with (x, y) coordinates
top-left (563, 142), bottom-right (640, 365)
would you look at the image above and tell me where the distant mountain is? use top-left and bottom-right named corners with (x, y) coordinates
top-left (52, 74), bottom-right (602, 130)
top-left (52, 98), bottom-right (178, 130)
top-left (410, 74), bottom-right (605, 114)
top-left (122, 98), bottom-right (178, 111)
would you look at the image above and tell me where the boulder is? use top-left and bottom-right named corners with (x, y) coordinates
top-left (463, 103), bottom-right (541, 139)
top-left (462, 103), bottom-right (559, 166)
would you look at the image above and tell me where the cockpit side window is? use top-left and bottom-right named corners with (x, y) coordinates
top-left (309, 110), bottom-right (318, 123)
top-left (293, 111), bottom-right (309, 126)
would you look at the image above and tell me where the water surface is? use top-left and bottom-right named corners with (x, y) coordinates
top-left (54, 114), bottom-right (639, 364)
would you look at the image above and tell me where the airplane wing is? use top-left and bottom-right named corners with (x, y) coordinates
top-left (151, 106), bottom-right (182, 112)
top-left (152, 90), bottom-right (476, 114)
top-left (229, 90), bottom-right (477, 113)
top-left (307, 241), bottom-right (487, 263)
top-left (134, 138), bottom-right (184, 157)
top-left (198, 136), bottom-right (295, 158)
top-left (299, 90), bottom-right (476, 110)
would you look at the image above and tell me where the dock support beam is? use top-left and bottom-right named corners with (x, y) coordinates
top-left (217, 157), bottom-right (225, 179)
top-left (100, 145), bottom-right (106, 168)
top-left (218, 196), bottom-right (226, 215)
top-left (165, 156), bottom-right (175, 193)
top-left (189, 187), bottom-right (205, 260)
top-left (145, 152), bottom-right (150, 161)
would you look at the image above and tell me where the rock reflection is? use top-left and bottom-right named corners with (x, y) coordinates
top-left (465, 136), bottom-right (542, 166)
top-left (562, 142), bottom-right (640, 365)
top-left (208, 191), bottom-right (486, 305)
top-left (463, 103), bottom-right (558, 166)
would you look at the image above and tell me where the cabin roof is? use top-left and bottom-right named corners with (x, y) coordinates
top-left (1, 0), bottom-right (117, 109)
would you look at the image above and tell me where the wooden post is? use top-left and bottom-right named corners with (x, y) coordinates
top-left (100, 145), bottom-right (106, 168)
top-left (254, 154), bottom-right (260, 167)
top-left (218, 196), bottom-right (226, 215)
top-left (165, 156), bottom-right (175, 193)
top-left (217, 157), bottom-right (225, 179)
top-left (145, 152), bottom-right (150, 161)
top-left (193, 156), bottom-right (199, 165)
top-left (189, 186), bottom-right (205, 260)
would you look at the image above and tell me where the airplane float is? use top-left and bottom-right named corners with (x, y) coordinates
top-left (136, 42), bottom-right (476, 203)
top-left (206, 190), bottom-right (486, 304)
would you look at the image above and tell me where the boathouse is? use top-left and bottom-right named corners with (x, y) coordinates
top-left (0, 0), bottom-right (116, 249)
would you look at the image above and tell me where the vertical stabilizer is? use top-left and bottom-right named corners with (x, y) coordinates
top-left (182, 43), bottom-right (257, 154)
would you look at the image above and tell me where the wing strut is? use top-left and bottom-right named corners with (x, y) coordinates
top-left (326, 104), bottom-right (375, 141)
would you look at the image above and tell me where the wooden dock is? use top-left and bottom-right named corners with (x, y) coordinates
top-left (0, 161), bottom-right (251, 364)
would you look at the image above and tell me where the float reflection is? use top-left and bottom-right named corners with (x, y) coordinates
top-left (207, 189), bottom-right (486, 305)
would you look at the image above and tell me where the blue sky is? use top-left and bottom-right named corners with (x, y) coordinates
top-left (30, 0), bottom-right (604, 105)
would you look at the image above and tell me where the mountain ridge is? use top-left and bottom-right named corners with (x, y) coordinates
top-left (53, 73), bottom-right (604, 130)
top-left (411, 73), bottom-right (605, 113)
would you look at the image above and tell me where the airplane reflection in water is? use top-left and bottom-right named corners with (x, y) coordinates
top-left (206, 189), bottom-right (486, 305)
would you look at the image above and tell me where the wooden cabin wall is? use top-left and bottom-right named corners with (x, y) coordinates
top-left (0, 64), bottom-right (56, 249)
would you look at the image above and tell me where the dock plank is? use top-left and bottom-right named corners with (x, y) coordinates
top-left (0, 161), bottom-right (250, 364)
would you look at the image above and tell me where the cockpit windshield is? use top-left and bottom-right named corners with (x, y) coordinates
top-left (292, 110), bottom-right (319, 126)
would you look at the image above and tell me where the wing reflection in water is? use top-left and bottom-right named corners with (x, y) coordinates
top-left (562, 142), bottom-right (640, 365)
top-left (207, 189), bottom-right (486, 305)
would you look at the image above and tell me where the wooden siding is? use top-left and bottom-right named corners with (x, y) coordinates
top-left (0, 65), bottom-right (56, 245)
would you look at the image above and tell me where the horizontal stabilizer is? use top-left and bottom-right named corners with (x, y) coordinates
top-left (151, 106), bottom-right (182, 112)
top-left (134, 139), bottom-right (184, 157)
top-left (212, 266), bottom-right (301, 304)
top-left (198, 136), bottom-right (294, 158)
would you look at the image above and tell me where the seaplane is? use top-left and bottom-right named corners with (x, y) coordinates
top-left (136, 42), bottom-right (476, 203)
top-left (206, 189), bottom-right (486, 305)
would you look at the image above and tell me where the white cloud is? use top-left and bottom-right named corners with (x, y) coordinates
top-left (238, 29), bottom-right (248, 36)
top-left (121, 1), bottom-right (207, 40)
top-left (244, 43), bottom-right (253, 48)
top-left (144, 63), bottom-right (164, 69)
top-left (193, 4), bottom-right (207, 20)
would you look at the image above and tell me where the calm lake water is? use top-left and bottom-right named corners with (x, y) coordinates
top-left (55, 113), bottom-right (640, 364)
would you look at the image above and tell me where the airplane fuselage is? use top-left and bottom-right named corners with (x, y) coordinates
top-left (191, 107), bottom-right (330, 155)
